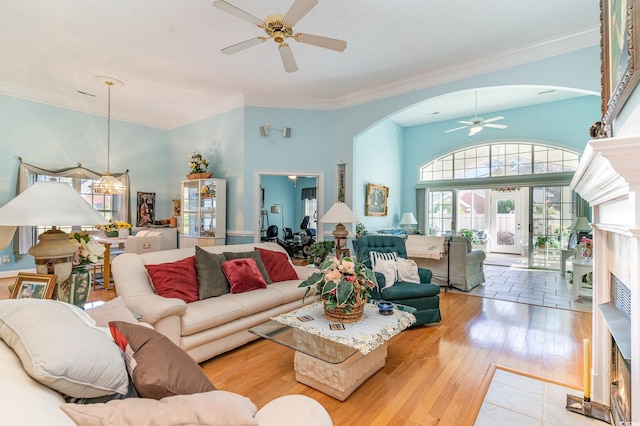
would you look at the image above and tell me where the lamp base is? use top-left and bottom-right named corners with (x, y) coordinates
top-left (28, 229), bottom-right (76, 284)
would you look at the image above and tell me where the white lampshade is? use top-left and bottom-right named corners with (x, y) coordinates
top-left (400, 212), bottom-right (418, 225)
top-left (568, 217), bottom-right (592, 232)
top-left (320, 202), bottom-right (359, 225)
top-left (0, 181), bottom-right (109, 284)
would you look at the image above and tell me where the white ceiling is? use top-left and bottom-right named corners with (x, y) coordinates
top-left (0, 0), bottom-right (600, 130)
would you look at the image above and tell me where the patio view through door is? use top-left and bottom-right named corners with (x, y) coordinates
top-left (489, 191), bottom-right (523, 254)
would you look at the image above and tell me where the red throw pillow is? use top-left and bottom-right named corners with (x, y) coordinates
top-left (221, 258), bottom-right (268, 293)
top-left (255, 247), bottom-right (298, 282)
top-left (145, 256), bottom-right (199, 303)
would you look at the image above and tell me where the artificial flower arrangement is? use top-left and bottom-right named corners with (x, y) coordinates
top-left (580, 236), bottom-right (592, 258)
top-left (69, 232), bottom-right (106, 267)
top-left (97, 219), bottom-right (131, 233)
top-left (189, 150), bottom-right (210, 174)
top-left (299, 256), bottom-right (377, 314)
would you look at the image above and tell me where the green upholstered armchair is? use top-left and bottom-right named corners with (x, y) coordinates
top-left (352, 235), bottom-right (441, 325)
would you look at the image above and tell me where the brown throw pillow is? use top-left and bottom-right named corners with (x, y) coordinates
top-left (109, 321), bottom-right (215, 399)
top-left (223, 251), bottom-right (273, 284)
top-left (195, 246), bottom-right (230, 299)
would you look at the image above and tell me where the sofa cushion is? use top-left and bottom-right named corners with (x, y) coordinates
top-left (60, 390), bottom-right (258, 426)
top-left (195, 246), bottom-right (230, 299)
top-left (255, 247), bottom-right (298, 282)
top-left (145, 255), bottom-right (199, 303)
top-left (381, 281), bottom-right (441, 300)
top-left (222, 258), bottom-right (268, 294)
top-left (223, 251), bottom-right (272, 284)
top-left (0, 299), bottom-right (129, 398)
top-left (109, 321), bottom-right (215, 399)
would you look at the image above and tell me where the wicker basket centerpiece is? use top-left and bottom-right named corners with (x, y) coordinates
top-left (299, 256), bottom-right (378, 324)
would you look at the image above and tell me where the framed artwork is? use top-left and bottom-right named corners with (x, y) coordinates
top-left (601, 0), bottom-right (640, 125)
top-left (260, 186), bottom-right (265, 208)
top-left (337, 163), bottom-right (346, 202)
top-left (137, 192), bottom-right (155, 227)
top-left (10, 273), bottom-right (56, 300)
top-left (365, 183), bottom-right (389, 216)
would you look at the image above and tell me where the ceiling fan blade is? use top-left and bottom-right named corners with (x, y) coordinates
top-left (481, 116), bottom-right (504, 124)
top-left (484, 123), bottom-right (508, 129)
top-left (295, 33), bottom-right (346, 51)
top-left (283, 0), bottom-right (318, 26)
top-left (212, 1), bottom-right (264, 27)
top-left (279, 43), bottom-right (298, 73)
top-left (221, 37), bottom-right (264, 55)
top-left (445, 126), bottom-right (469, 133)
top-left (458, 120), bottom-right (475, 125)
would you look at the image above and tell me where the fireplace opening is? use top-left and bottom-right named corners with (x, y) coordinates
top-left (611, 338), bottom-right (631, 424)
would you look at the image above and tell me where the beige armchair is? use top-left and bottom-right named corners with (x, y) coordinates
top-left (406, 235), bottom-right (486, 291)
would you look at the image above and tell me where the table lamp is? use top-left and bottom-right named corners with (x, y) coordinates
top-left (400, 212), bottom-right (418, 234)
top-left (0, 181), bottom-right (109, 284)
top-left (568, 217), bottom-right (592, 233)
top-left (320, 202), bottom-right (359, 256)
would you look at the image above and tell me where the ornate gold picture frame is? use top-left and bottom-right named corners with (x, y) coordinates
top-left (365, 183), bottom-right (388, 216)
top-left (601, 0), bottom-right (640, 125)
top-left (10, 273), bottom-right (56, 300)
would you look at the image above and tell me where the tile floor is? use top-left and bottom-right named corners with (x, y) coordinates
top-left (440, 253), bottom-right (592, 313)
top-left (475, 369), bottom-right (604, 425)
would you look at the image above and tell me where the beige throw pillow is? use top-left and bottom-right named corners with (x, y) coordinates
top-left (373, 259), bottom-right (398, 289)
top-left (60, 390), bottom-right (258, 426)
top-left (397, 258), bottom-right (420, 283)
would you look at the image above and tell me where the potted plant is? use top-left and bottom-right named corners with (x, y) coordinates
top-left (534, 236), bottom-right (560, 249)
top-left (307, 240), bottom-right (336, 266)
top-left (187, 150), bottom-right (211, 179)
top-left (298, 256), bottom-right (377, 322)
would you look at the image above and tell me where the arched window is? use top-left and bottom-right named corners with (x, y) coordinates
top-left (419, 142), bottom-right (580, 182)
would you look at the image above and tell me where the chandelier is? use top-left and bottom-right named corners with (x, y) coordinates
top-left (91, 76), bottom-right (126, 195)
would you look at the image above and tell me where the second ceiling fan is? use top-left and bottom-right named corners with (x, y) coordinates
top-left (445, 91), bottom-right (508, 136)
top-left (212, 0), bottom-right (347, 73)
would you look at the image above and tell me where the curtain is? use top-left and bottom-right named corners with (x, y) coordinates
top-left (13, 160), bottom-right (130, 255)
top-left (416, 188), bottom-right (426, 234)
top-left (301, 187), bottom-right (316, 200)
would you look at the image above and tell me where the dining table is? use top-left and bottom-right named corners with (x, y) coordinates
top-left (92, 236), bottom-right (128, 289)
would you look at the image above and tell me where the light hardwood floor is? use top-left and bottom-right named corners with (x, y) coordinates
top-left (0, 276), bottom-right (591, 425)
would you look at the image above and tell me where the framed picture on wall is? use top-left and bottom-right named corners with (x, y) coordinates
top-left (365, 183), bottom-right (388, 216)
top-left (10, 273), bottom-right (56, 300)
top-left (137, 192), bottom-right (155, 227)
top-left (601, 0), bottom-right (640, 125)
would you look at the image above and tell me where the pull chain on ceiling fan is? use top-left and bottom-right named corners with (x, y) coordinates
top-left (445, 91), bottom-right (508, 136)
top-left (212, 0), bottom-right (347, 73)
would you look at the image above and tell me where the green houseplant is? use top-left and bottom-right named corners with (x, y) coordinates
top-left (307, 240), bottom-right (336, 266)
top-left (534, 236), bottom-right (560, 249)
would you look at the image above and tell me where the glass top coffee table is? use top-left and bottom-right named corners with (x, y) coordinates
top-left (248, 301), bottom-right (416, 401)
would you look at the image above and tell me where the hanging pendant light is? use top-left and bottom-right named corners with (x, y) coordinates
top-left (91, 76), bottom-right (126, 195)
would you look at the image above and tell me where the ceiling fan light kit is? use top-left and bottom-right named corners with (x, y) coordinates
top-left (213, 0), bottom-right (347, 73)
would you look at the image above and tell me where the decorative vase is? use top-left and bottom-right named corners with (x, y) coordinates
top-left (105, 230), bottom-right (118, 237)
top-left (58, 266), bottom-right (91, 308)
top-left (118, 229), bottom-right (130, 238)
top-left (323, 298), bottom-right (366, 323)
top-left (187, 172), bottom-right (212, 180)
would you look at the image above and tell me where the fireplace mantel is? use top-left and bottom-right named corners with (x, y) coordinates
top-left (571, 135), bottom-right (640, 422)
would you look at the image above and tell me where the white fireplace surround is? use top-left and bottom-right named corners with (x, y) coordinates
top-left (571, 135), bottom-right (640, 421)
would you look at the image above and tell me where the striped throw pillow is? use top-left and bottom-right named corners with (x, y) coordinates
top-left (369, 251), bottom-right (398, 268)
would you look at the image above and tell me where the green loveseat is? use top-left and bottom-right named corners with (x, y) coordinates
top-left (353, 235), bottom-right (441, 325)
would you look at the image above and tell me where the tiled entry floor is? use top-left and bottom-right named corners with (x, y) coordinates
top-left (475, 368), bottom-right (604, 425)
top-left (442, 258), bottom-right (592, 313)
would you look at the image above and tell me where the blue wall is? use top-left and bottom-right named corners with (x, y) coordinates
top-left (0, 46), bottom-right (603, 273)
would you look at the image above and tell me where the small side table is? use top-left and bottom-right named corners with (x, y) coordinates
top-left (560, 249), bottom-right (575, 277)
top-left (571, 258), bottom-right (593, 301)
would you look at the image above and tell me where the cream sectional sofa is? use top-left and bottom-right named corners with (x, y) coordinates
top-left (112, 242), bottom-right (316, 363)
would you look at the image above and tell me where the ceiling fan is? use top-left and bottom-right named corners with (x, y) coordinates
top-left (445, 91), bottom-right (508, 136)
top-left (212, 0), bottom-right (347, 73)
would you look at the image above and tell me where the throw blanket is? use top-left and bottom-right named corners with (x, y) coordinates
top-left (271, 302), bottom-right (415, 355)
top-left (405, 235), bottom-right (445, 259)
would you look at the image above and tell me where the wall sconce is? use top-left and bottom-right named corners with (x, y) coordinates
top-left (259, 123), bottom-right (291, 138)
